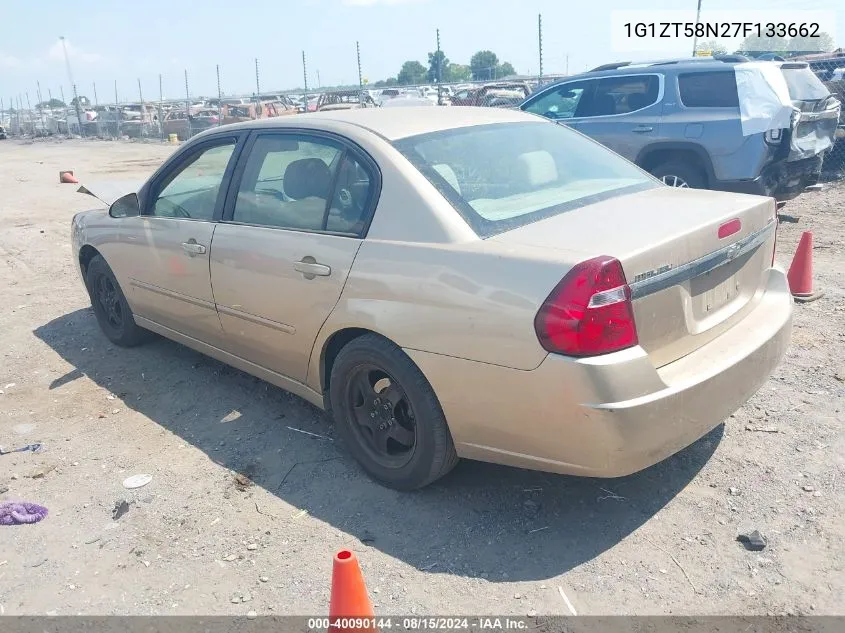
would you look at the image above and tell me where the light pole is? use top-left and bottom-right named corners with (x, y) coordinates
top-left (691, 0), bottom-right (703, 56)
top-left (60, 37), bottom-right (84, 136)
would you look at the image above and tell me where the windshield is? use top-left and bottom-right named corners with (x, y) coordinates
top-left (781, 66), bottom-right (830, 101)
top-left (393, 121), bottom-right (656, 237)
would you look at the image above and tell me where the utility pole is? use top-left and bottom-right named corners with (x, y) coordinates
top-left (60, 37), bottom-right (84, 136)
top-left (316, 69), bottom-right (321, 88)
top-left (184, 70), bottom-right (191, 139)
top-left (356, 41), bottom-right (363, 92)
top-left (436, 28), bottom-right (443, 105)
top-left (691, 0), bottom-right (703, 56)
top-left (114, 80), bottom-right (121, 138)
top-left (538, 14), bottom-right (544, 81)
top-left (216, 65), bottom-right (222, 127)
top-left (302, 51), bottom-right (309, 110)
top-left (254, 58), bottom-right (261, 118)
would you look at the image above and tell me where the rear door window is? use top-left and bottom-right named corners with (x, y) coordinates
top-left (578, 75), bottom-right (661, 117)
top-left (678, 72), bottom-right (739, 107)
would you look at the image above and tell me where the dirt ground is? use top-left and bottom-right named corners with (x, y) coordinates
top-left (0, 138), bottom-right (843, 617)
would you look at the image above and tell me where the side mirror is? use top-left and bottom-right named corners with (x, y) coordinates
top-left (109, 193), bottom-right (141, 218)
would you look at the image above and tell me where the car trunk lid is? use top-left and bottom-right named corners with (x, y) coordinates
top-left (491, 186), bottom-right (777, 367)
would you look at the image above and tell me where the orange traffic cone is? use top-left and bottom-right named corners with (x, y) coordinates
top-left (329, 550), bottom-right (376, 633)
top-left (787, 231), bottom-right (823, 303)
top-left (60, 170), bottom-right (78, 184)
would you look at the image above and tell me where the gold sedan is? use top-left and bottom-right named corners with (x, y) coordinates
top-left (71, 107), bottom-right (792, 489)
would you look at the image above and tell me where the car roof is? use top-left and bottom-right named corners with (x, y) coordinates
top-left (220, 106), bottom-right (538, 141)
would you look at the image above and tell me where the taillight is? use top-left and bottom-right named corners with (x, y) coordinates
top-left (534, 256), bottom-right (638, 357)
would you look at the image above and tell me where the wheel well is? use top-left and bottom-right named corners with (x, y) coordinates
top-left (78, 245), bottom-right (101, 280)
top-left (638, 148), bottom-right (709, 185)
top-left (320, 327), bottom-right (375, 393)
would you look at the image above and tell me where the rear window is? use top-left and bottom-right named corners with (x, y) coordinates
top-left (678, 72), bottom-right (739, 107)
top-left (780, 65), bottom-right (830, 101)
top-left (393, 121), bottom-right (656, 238)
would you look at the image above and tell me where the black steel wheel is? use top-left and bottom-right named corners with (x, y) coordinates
top-left (86, 255), bottom-right (150, 347)
top-left (329, 334), bottom-right (458, 490)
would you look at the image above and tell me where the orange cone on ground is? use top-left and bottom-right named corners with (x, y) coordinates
top-left (329, 550), bottom-right (376, 632)
top-left (60, 170), bottom-right (78, 184)
top-left (787, 231), bottom-right (823, 303)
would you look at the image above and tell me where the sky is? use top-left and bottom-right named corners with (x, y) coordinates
top-left (1, 0), bottom-right (843, 106)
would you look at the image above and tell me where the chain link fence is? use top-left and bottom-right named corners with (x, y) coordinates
top-left (796, 56), bottom-right (845, 182)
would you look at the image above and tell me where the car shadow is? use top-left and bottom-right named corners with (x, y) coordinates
top-left (34, 308), bottom-right (722, 582)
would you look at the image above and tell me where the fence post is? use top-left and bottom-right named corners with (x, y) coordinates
top-left (255, 58), bottom-right (261, 118)
top-left (538, 14), bottom-right (543, 81)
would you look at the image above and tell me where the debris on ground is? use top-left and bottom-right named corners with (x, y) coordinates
top-left (0, 443), bottom-right (43, 456)
top-left (112, 499), bottom-right (131, 520)
top-left (745, 426), bottom-right (779, 433)
top-left (737, 530), bottom-right (767, 552)
top-left (233, 473), bottom-right (253, 490)
top-left (122, 474), bottom-right (152, 489)
top-left (729, 487), bottom-right (741, 496)
top-left (0, 501), bottom-right (49, 525)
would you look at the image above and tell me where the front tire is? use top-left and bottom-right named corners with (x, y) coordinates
top-left (329, 334), bottom-right (458, 490)
top-left (85, 255), bottom-right (150, 347)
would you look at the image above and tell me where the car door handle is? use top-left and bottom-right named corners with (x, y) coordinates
top-left (632, 126), bottom-right (654, 133)
top-left (294, 260), bottom-right (331, 277)
top-left (181, 240), bottom-right (207, 255)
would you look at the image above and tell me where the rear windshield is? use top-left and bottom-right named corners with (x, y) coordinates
top-left (780, 66), bottom-right (830, 101)
top-left (393, 121), bottom-right (656, 238)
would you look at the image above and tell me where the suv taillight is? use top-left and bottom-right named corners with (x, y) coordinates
top-left (534, 256), bottom-right (638, 357)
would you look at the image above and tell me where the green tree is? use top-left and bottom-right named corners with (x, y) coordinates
top-left (694, 39), bottom-right (727, 55)
top-left (37, 98), bottom-right (66, 108)
top-left (446, 63), bottom-right (471, 82)
top-left (470, 50), bottom-right (499, 80)
top-left (372, 77), bottom-right (398, 87)
top-left (736, 35), bottom-right (789, 57)
top-left (427, 50), bottom-right (449, 83)
top-left (397, 60), bottom-right (427, 85)
top-left (496, 62), bottom-right (516, 78)
top-left (788, 32), bottom-right (834, 54)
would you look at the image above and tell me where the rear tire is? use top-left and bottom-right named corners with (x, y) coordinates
top-left (650, 160), bottom-right (707, 189)
top-left (85, 255), bottom-right (150, 347)
top-left (329, 334), bottom-right (458, 490)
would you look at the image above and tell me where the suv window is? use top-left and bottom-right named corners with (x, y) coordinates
top-left (578, 75), bottom-right (660, 117)
top-left (150, 141), bottom-right (236, 220)
top-left (678, 72), bottom-right (739, 108)
top-left (522, 80), bottom-right (592, 120)
top-left (232, 134), bottom-right (374, 235)
top-left (780, 66), bottom-right (830, 101)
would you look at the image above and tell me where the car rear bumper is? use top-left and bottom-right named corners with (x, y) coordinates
top-left (716, 156), bottom-right (823, 201)
top-left (407, 267), bottom-right (792, 478)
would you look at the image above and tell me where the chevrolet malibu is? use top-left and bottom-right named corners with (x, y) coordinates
top-left (71, 107), bottom-right (792, 490)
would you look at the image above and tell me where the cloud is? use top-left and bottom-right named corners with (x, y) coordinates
top-left (46, 39), bottom-right (105, 64)
top-left (0, 52), bottom-right (22, 68)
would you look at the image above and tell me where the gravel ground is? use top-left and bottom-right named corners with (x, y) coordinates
top-left (0, 139), bottom-right (843, 617)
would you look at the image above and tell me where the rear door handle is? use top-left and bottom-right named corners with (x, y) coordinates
top-left (632, 126), bottom-right (654, 133)
top-left (181, 240), bottom-right (207, 255)
top-left (294, 259), bottom-right (331, 277)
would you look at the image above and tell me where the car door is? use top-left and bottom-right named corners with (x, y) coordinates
top-left (570, 74), bottom-right (663, 161)
top-left (122, 135), bottom-right (243, 344)
top-left (210, 131), bottom-right (378, 382)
